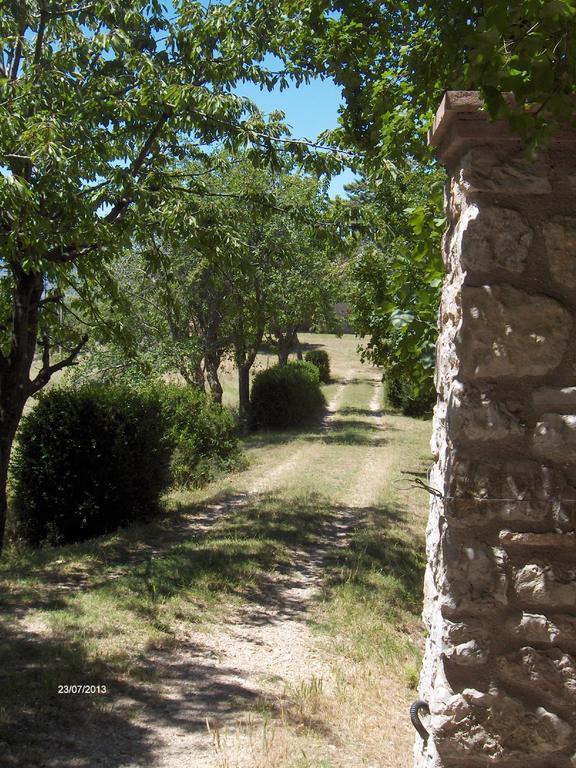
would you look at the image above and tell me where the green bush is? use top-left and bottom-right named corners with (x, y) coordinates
top-left (12, 385), bottom-right (170, 546)
top-left (155, 384), bottom-right (240, 487)
top-left (384, 373), bottom-right (436, 417)
top-left (304, 349), bottom-right (331, 383)
top-left (11, 383), bottom-right (242, 546)
top-left (251, 361), bottom-right (325, 429)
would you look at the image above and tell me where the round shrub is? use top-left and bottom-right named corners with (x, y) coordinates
top-left (304, 349), bottom-right (331, 383)
top-left (250, 361), bottom-right (325, 429)
top-left (155, 384), bottom-right (239, 486)
top-left (12, 385), bottom-right (171, 546)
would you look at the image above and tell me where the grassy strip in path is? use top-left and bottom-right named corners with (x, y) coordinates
top-left (299, 411), bottom-right (431, 768)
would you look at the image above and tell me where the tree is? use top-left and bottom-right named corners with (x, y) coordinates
top-left (286, 0), bottom-right (576, 161)
top-left (0, 0), bottom-right (329, 550)
top-left (76, 154), bottom-right (340, 424)
top-left (261, 174), bottom-right (340, 366)
top-left (285, 1), bottom-right (576, 414)
top-left (341, 165), bottom-right (445, 413)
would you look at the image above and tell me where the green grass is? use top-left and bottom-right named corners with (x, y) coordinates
top-left (0, 334), bottom-right (432, 767)
top-left (0, 491), bottom-right (333, 747)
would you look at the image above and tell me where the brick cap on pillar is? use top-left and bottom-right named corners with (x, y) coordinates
top-left (429, 90), bottom-right (576, 166)
top-left (428, 91), bottom-right (517, 165)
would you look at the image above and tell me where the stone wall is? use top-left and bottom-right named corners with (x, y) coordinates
top-left (416, 92), bottom-right (576, 768)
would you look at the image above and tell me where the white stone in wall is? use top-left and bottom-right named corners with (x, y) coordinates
top-left (506, 613), bottom-right (576, 650)
top-left (458, 284), bottom-right (571, 379)
top-left (534, 413), bottom-right (576, 465)
top-left (458, 206), bottom-right (533, 273)
top-left (499, 529), bottom-right (576, 549)
top-left (533, 386), bottom-right (576, 412)
top-left (497, 647), bottom-right (576, 710)
top-left (544, 216), bottom-right (576, 289)
top-left (443, 628), bottom-right (490, 666)
top-left (506, 613), bottom-right (561, 645)
top-left (435, 537), bottom-right (508, 617)
top-left (445, 458), bottom-right (555, 527)
top-left (513, 563), bottom-right (576, 609)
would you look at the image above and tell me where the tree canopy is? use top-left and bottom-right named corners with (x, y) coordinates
top-left (286, 0), bottom-right (576, 160)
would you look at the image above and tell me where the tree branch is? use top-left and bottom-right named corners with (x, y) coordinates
top-left (45, 3), bottom-right (96, 17)
top-left (187, 107), bottom-right (360, 158)
top-left (30, 334), bottom-right (89, 394)
top-left (34, 6), bottom-right (48, 66)
top-left (43, 244), bottom-right (97, 263)
top-left (105, 112), bottom-right (171, 223)
top-left (10, 20), bottom-right (27, 81)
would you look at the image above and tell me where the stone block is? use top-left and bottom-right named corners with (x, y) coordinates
top-left (460, 147), bottom-right (552, 195)
top-left (499, 530), bottom-right (576, 551)
top-left (433, 688), bottom-right (572, 762)
top-left (447, 381), bottom-right (523, 441)
top-left (443, 620), bottom-right (490, 666)
top-left (436, 538), bottom-right (508, 617)
top-left (533, 386), bottom-right (576, 413)
top-left (507, 612), bottom-right (576, 650)
top-left (513, 563), bottom-right (576, 609)
top-left (457, 205), bottom-right (533, 273)
top-left (497, 647), bottom-right (576, 710)
top-left (544, 216), bottom-right (576, 290)
top-left (445, 458), bottom-right (554, 527)
top-left (534, 414), bottom-right (576, 465)
top-left (458, 284), bottom-right (571, 379)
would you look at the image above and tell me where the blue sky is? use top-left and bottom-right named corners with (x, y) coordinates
top-left (236, 76), bottom-right (358, 198)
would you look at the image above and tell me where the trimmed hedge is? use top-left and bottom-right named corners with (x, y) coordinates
top-left (12, 385), bottom-right (170, 546)
top-left (12, 383), bottom-right (240, 546)
top-left (157, 384), bottom-right (239, 487)
top-left (250, 361), bottom-right (325, 429)
top-left (304, 349), bottom-right (331, 383)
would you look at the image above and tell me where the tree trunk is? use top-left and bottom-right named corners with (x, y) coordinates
top-left (0, 268), bottom-right (44, 551)
top-left (238, 363), bottom-right (251, 432)
top-left (295, 332), bottom-right (303, 361)
top-left (205, 351), bottom-right (223, 404)
top-left (179, 364), bottom-right (204, 390)
top-left (276, 328), bottom-right (296, 367)
top-left (0, 398), bottom-right (27, 550)
top-left (277, 338), bottom-right (290, 367)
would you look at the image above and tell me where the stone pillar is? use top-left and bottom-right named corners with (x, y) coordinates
top-left (417, 91), bottom-right (576, 768)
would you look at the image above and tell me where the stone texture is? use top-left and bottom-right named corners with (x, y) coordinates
top-left (418, 95), bottom-right (576, 768)
top-left (442, 620), bottom-right (490, 666)
top-left (447, 381), bottom-right (523, 442)
top-left (435, 537), bottom-right (508, 617)
top-left (533, 414), bottom-right (576, 465)
top-left (444, 458), bottom-right (557, 528)
top-left (499, 530), bottom-right (576, 550)
top-left (533, 386), bottom-right (576, 413)
top-left (544, 216), bottom-right (576, 290)
top-left (460, 147), bottom-right (552, 195)
top-left (507, 612), bottom-right (576, 651)
top-left (497, 647), bottom-right (576, 710)
top-left (458, 284), bottom-right (571, 379)
top-left (433, 689), bottom-right (572, 762)
top-left (513, 563), bottom-right (576, 610)
top-left (458, 206), bottom-right (533, 273)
